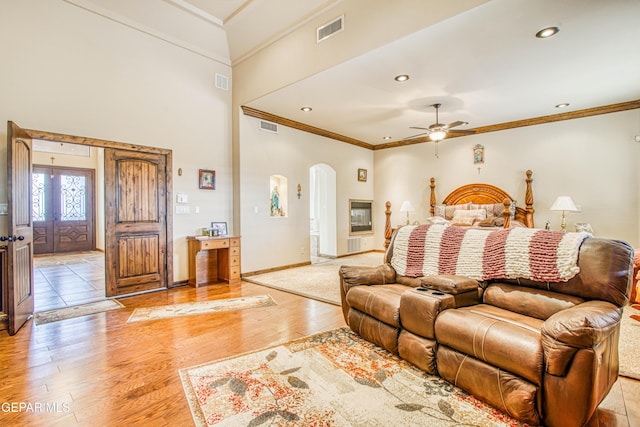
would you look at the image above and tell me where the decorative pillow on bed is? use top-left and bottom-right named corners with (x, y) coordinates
top-left (471, 201), bottom-right (517, 219)
top-left (478, 217), bottom-right (504, 227)
top-left (470, 203), bottom-right (498, 218)
top-left (451, 209), bottom-right (487, 226)
top-left (443, 203), bottom-right (472, 220)
top-left (425, 216), bottom-right (450, 225)
top-left (433, 204), bottom-right (447, 218)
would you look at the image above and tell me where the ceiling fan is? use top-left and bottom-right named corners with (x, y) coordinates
top-left (404, 103), bottom-right (476, 142)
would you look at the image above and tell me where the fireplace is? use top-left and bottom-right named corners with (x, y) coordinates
top-left (349, 199), bottom-right (373, 235)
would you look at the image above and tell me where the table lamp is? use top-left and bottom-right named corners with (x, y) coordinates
top-left (399, 200), bottom-right (415, 225)
top-left (550, 196), bottom-right (578, 231)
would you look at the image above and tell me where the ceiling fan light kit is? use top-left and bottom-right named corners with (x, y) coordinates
top-left (404, 103), bottom-right (476, 146)
top-left (429, 129), bottom-right (447, 141)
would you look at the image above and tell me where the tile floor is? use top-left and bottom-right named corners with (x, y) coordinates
top-left (33, 251), bottom-right (106, 312)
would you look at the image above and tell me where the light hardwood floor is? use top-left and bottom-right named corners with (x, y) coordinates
top-left (0, 281), bottom-right (638, 426)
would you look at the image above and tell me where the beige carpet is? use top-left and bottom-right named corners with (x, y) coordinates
top-left (244, 252), bottom-right (384, 305)
top-left (619, 304), bottom-right (640, 380)
top-left (180, 327), bottom-right (524, 427)
top-left (127, 295), bottom-right (277, 323)
top-left (34, 299), bottom-right (124, 325)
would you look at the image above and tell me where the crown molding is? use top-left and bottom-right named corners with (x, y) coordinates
top-left (373, 99), bottom-right (640, 150)
top-left (241, 106), bottom-right (374, 150)
top-left (242, 99), bottom-right (640, 151)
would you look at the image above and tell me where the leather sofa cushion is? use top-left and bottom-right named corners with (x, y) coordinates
top-left (435, 304), bottom-right (544, 385)
top-left (484, 282), bottom-right (584, 320)
top-left (348, 309), bottom-right (399, 354)
top-left (346, 284), bottom-right (409, 327)
top-left (438, 346), bottom-right (541, 425)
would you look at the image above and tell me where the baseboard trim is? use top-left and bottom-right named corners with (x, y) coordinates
top-left (243, 261), bottom-right (312, 278)
top-left (242, 251), bottom-right (383, 277)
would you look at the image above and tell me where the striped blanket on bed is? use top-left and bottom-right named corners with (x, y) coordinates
top-left (390, 224), bottom-right (590, 282)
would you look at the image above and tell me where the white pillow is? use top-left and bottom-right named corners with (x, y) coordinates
top-left (451, 209), bottom-right (486, 226)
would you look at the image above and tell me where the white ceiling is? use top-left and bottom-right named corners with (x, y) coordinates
top-left (78, 0), bottom-right (640, 146)
top-left (245, 0), bottom-right (640, 145)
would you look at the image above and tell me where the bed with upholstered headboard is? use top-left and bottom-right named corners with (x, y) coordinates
top-left (384, 170), bottom-right (535, 251)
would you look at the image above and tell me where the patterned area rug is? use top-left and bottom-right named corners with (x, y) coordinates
top-left (619, 304), bottom-right (640, 380)
top-left (180, 327), bottom-right (526, 427)
top-left (127, 295), bottom-right (277, 323)
top-left (244, 252), bottom-right (384, 305)
top-left (34, 299), bottom-right (124, 325)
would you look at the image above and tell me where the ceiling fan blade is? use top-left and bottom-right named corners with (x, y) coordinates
top-left (445, 121), bottom-right (467, 129)
top-left (409, 126), bottom-right (431, 130)
top-left (403, 132), bottom-right (429, 140)
top-left (448, 129), bottom-right (477, 135)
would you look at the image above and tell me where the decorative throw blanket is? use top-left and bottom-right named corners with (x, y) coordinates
top-left (390, 224), bottom-right (591, 282)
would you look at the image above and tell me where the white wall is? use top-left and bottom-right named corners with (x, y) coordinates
top-left (375, 109), bottom-right (640, 248)
top-left (0, 0), bottom-right (232, 282)
top-left (240, 113), bottom-right (374, 273)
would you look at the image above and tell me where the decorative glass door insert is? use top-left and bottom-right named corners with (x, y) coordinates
top-left (31, 166), bottom-right (95, 254)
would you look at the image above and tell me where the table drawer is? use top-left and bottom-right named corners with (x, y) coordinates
top-left (200, 239), bottom-right (229, 250)
top-left (230, 256), bottom-right (240, 267)
top-left (230, 246), bottom-right (240, 256)
top-left (230, 238), bottom-right (240, 247)
top-left (230, 267), bottom-right (241, 279)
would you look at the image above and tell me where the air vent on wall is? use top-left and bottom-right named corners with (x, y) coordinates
top-left (347, 237), bottom-right (361, 254)
top-left (259, 120), bottom-right (278, 133)
top-left (317, 15), bottom-right (344, 43)
top-left (215, 73), bottom-right (229, 91)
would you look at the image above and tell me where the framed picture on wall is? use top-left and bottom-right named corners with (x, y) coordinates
top-left (211, 221), bottom-right (228, 236)
top-left (358, 168), bottom-right (367, 182)
top-left (199, 169), bottom-right (216, 189)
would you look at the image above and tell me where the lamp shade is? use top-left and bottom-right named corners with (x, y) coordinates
top-left (550, 196), bottom-right (578, 212)
top-left (399, 201), bottom-right (415, 213)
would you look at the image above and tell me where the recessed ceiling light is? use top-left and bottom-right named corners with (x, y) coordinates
top-left (555, 103), bottom-right (570, 108)
top-left (536, 26), bottom-right (559, 38)
top-left (394, 74), bottom-right (410, 82)
top-left (301, 107), bottom-right (312, 112)
top-left (383, 136), bottom-right (392, 140)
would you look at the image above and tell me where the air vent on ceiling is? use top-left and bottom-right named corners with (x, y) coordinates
top-left (215, 73), bottom-right (229, 91)
top-left (317, 15), bottom-right (344, 43)
top-left (259, 120), bottom-right (278, 133)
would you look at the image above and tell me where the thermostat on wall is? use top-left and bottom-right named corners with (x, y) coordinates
top-left (176, 193), bottom-right (189, 204)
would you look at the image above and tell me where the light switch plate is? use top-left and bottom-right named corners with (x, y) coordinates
top-left (175, 205), bottom-right (190, 214)
top-left (176, 193), bottom-right (189, 204)
top-left (0, 204), bottom-right (7, 215)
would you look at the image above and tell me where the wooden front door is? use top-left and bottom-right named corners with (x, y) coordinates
top-left (105, 149), bottom-right (167, 296)
top-left (32, 165), bottom-right (95, 254)
top-left (6, 122), bottom-right (34, 335)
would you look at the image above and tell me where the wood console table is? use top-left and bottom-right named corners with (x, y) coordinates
top-left (187, 236), bottom-right (240, 287)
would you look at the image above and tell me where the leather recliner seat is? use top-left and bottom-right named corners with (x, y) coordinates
top-left (340, 233), bottom-right (632, 427)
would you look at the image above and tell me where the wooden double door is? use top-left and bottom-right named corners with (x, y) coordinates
top-left (32, 165), bottom-right (95, 254)
top-left (5, 122), bottom-right (172, 335)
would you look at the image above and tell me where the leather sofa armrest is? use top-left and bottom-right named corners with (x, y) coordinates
top-left (541, 300), bottom-right (622, 376)
top-left (339, 264), bottom-right (396, 292)
top-left (419, 275), bottom-right (479, 294)
top-left (419, 275), bottom-right (480, 308)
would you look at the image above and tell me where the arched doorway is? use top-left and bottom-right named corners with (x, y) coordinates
top-left (309, 164), bottom-right (336, 263)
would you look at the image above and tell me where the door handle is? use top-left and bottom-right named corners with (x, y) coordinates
top-left (0, 235), bottom-right (25, 242)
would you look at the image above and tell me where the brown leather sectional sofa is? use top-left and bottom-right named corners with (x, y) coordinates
top-left (339, 231), bottom-right (633, 427)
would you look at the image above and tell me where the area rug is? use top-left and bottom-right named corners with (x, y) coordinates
top-left (244, 252), bottom-right (384, 305)
top-left (619, 303), bottom-right (640, 380)
top-left (180, 327), bottom-right (526, 427)
top-left (34, 299), bottom-right (124, 325)
top-left (127, 295), bottom-right (277, 323)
